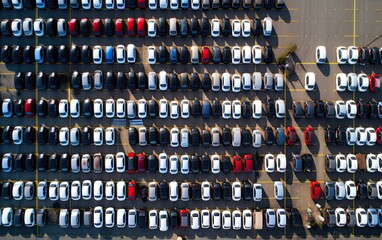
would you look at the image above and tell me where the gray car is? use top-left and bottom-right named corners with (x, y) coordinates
top-left (324, 181), bottom-right (335, 200)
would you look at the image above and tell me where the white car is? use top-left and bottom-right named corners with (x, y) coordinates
top-left (158, 210), bottom-right (169, 231)
top-left (105, 127), bottom-right (115, 145)
top-left (264, 73), bottom-right (274, 90)
top-left (275, 99), bottom-right (285, 118)
top-left (12, 126), bottom-right (23, 144)
top-left (315, 46), bottom-right (326, 64)
top-left (137, 99), bottom-right (147, 118)
top-left (148, 72), bottom-right (157, 90)
top-left (149, 210), bottom-right (158, 229)
top-left (116, 0), bottom-right (124, 8)
top-left (335, 154), bottom-right (346, 172)
top-left (242, 210), bottom-right (252, 230)
top-left (222, 210), bottom-right (231, 229)
top-left (231, 46), bottom-right (241, 64)
top-left (345, 100), bottom-right (357, 119)
top-left (82, 180), bottom-right (92, 200)
top-left (34, 19), bottom-right (45, 36)
top-left (13, 181), bottom-right (24, 200)
top-left (49, 181), bottom-right (59, 201)
top-left (93, 206), bottom-right (103, 228)
top-left (336, 46), bottom-right (348, 64)
top-left (253, 183), bottom-right (262, 201)
top-left (105, 0), bottom-right (114, 9)
top-left (128, 209), bottom-right (138, 228)
top-left (365, 127), bottom-right (376, 146)
top-left (211, 210), bottom-right (221, 229)
top-left (334, 181), bottom-right (345, 200)
top-left (180, 100), bottom-right (190, 118)
top-left (170, 0), bottom-right (178, 9)
top-left (22, 18), bottom-right (33, 36)
top-left (252, 45), bottom-right (262, 64)
top-left (366, 153), bottom-right (378, 172)
top-left (241, 19), bottom-right (250, 37)
top-left (93, 0), bottom-right (102, 8)
top-left (231, 19), bottom-right (241, 37)
top-left (148, 0), bottom-right (157, 9)
top-left (94, 180), bottom-right (103, 201)
top-left (191, 0), bottom-right (199, 9)
top-left (169, 155), bottom-right (179, 173)
top-left (116, 45), bottom-right (126, 64)
top-left (252, 100), bottom-right (262, 119)
top-left (305, 72), bottom-right (315, 91)
top-left (24, 208), bottom-right (35, 227)
top-left (93, 99), bottom-right (103, 118)
top-left (335, 208), bottom-right (346, 227)
top-left (335, 100), bottom-right (346, 119)
top-left (82, 0), bottom-right (92, 8)
top-left (274, 74), bottom-right (284, 91)
top-left (242, 46), bottom-right (251, 64)
top-left (222, 100), bottom-right (231, 119)
top-left (115, 152), bottom-right (126, 173)
top-left (127, 100), bottom-right (136, 118)
top-left (59, 209), bottom-right (69, 228)
top-left (274, 181), bottom-right (283, 200)
top-left (347, 46), bottom-right (358, 64)
top-left (180, 155), bottom-right (190, 173)
top-left (232, 210), bottom-right (242, 230)
top-left (265, 153), bottom-right (275, 172)
top-left (356, 208), bottom-right (367, 227)
top-left (346, 154), bottom-right (358, 173)
top-left (147, 46), bottom-right (157, 64)
top-left (59, 99), bottom-right (69, 118)
top-left (11, 19), bottom-right (22, 37)
top-left (71, 209), bottom-right (80, 228)
top-left (117, 181), bottom-right (126, 201)
top-left (232, 100), bottom-right (241, 119)
top-left (221, 73), bottom-right (231, 92)
top-left (336, 73), bottom-right (347, 91)
top-left (355, 127), bottom-right (366, 146)
top-left (210, 154), bottom-right (220, 173)
top-left (37, 181), bottom-right (47, 200)
top-left (276, 209), bottom-right (286, 228)
top-left (159, 99), bottom-right (168, 118)
top-left (93, 45), bottom-right (103, 64)
top-left (147, 19), bottom-right (157, 37)
top-left (93, 127), bottom-right (104, 146)
top-left (70, 99), bottom-right (80, 118)
top-left (105, 154), bottom-right (114, 173)
top-left (116, 209), bottom-right (126, 228)
top-left (201, 181), bottom-right (211, 201)
top-left (347, 73), bottom-right (357, 91)
top-left (59, 181), bottom-right (69, 201)
top-left (231, 74), bottom-right (241, 92)
top-left (201, 209), bottom-right (210, 229)
top-left (211, 19), bottom-right (220, 37)
top-left (170, 101), bottom-right (179, 119)
top-left (71, 181), bottom-right (81, 201)
top-left (159, 0), bottom-right (167, 8)
top-left (127, 44), bottom-right (136, 63)
top-left (105, 207), bottom-right (115, 228)
top-left (105, 181), bottom-right (115, 200)
top-left (344, 180), bottom-right (356, 200)
top-left (232, 181), bottom-right (242, 201)
top-left (59, 127), bottom-right (70, 146)
top-left (346, 127), bottom-right (356, 145)
top-left (377, 181), bottom-right (382, 199)
top-left (159, 71), bottom-right (168, 91)
top-left (2, 207), bottom-right (13, 227)
top-left (158, 153), bottom-right (168, 173)
top-left (211, 72), bottom-right (221, 91)
top-left (190, 210), bottom-right (200, 229)
top-left (357, 73), bottom-right (369, 92)
top-left (169, 181), bottom-right (179, 201)
top-left (276, 154), bottom-right (286, 172)
top-left (252, 130), bottom-right (262, 147)
top-left (116, 98), bottom-right (126, 118)
top-left (262, 17), bottom-right (272, 36)
top-left (266, 209), bottom-right (276, 228)
top-left (180, 129), bottom-right (189, 148)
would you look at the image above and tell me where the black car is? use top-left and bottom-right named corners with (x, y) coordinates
top-left (324, 127), bottom-right (336, 145)
top-left (24, 126), bottom-right (36, 145)
top-left (358, 47), bottom-right (369, 65)
top-left (325, 101), bottom-right (335, 118)
top-left (314, 100), bottom-right (325, 118)
top-left (191, 128), bottom-right (200, 146)
top-left (231, 0), bottom-right (239, 8)
top-left (266, 99), bottom-right (275, 117)
top-left (106, 71), bottom-right (116, 90)
top-left (37, 209), bottom-right (47, 227)
top-left (241, 129), bottom-right (252, 146)
top-left (212, 0), bottom-right (220, 8)
top-left (158, 46), bottom-right (167, 64)
top-left (71, 71), bottom-right (81, 90)
top-left (47, 99), bottom-right (57, 117)
top-left (36, 71), bottom-right (47, 90)
top-left (201, 130), bottom-right (211, 147)
top-left (15, 154), bottom-right (25, 172)
top-left (190, 18), bottom-right (199, 37)
top-left (37, 127), bottom-right (48, 144)
top-left (264, 0), bottom-right (273, 9)
top-left (128, 71), bottom-right (137, 90)
top-left (37, 153), bottom-right (48, 172)
top-left (148, 127), bottom-right (158, 145)
top-left (200, 18), bottom-right (209, 37)
top-left (82, 98), bottom-right (93, 118)
top-left (242, 0), bottom-right (251, 9)
top-left (116, 72), bottom-right (126, 90)
top-left (264, 45), bottom-right (274, 63)
top-left (46, 45), bottom-right (57, 63)
top-left (302, 153), bottom-right (313, 172)
top-left (292, 101), bottom-right (303, 118)
top-left (222, 155), bottom-right (232, 173)
top-left (222, 127), bottom-right (231, 146)
top-left (191, 155), bottom-right (200, 173)
top-left (191, 100), bottom-right (201, 117)
top-left (48, 126), bottom-right (58, 145)
top-left (335, 126), bottom-right (346, 145)
top-left (201, 73), bottom-right (211, 92)
top-left (60, 153), bottom-right (70, 172)
top-left (190, 73), bottom-right (200, 91)
top-left (140, 183), bottom-right (148, 202)
top-left (14, 72), bottom-right (25, 90)
top-left (46, 18), bottom-right (57, 36)
top-left (1, 20), bottom-right (11, 36)
top-left (367, 100), bottom-right (378, 118)
top-left (212, 100), bottom-right (222, 118)
top-left (81, 45), bottom-right (92, 63)
top-left (25, 72), bottom-right (36, 90)
top-left (104, 18), bottom-right (115, 36)
top-left (180, 18), bottom-right (188, 37)
top-left (13, 209), bottom-right (23, 227)
top-left (179, 46), bottom-right (188, 64)
top-left (264, 127), bottom-right (274, 145)
top-left (58, 45), bottom-right (68, 63)
top-left (70, 45), bottom-right (81, 63)
top-left (15, 99), bottom-right (25, 117)
top-left (201, 154), bottom-right (211, 172)
top-left (23, 45), bottom-right (34, 63)
top-left (169, 73), bottom-right (178, 91)
top-left (212, 182), bottom-right (222, 200)
top-left (48, 72), bottom-right (59, 90)
top-left (12, 45), bottom-right (23, 64)
top-left (2, 182), bottom-right (12, 200)
top-left (148, 100), bottom-right (158, 118)
top-left (158, 18), bottom-right (167, 36)
top-left (49, 153), bottom-right (59, 172)
top-left (82, 126), bottom-right (91, 145)
top-left (290, 208), bottom-right (303, 228)
top-left (1, 45), bottom-right (12, 63)
top-left (159, 181), bottom-right (169, 200)
top-left (192, 183), bottom-right (201, 200)
top-left (2, 126), bottom-right (13, 144)
top-left (222, 46), bottom-right (232, 64)
top-left (242, 101), bottom-right (251, 119)
top-left (170, 209), bottom-right (179, 228)
top-left (221, 18), bottom-right (230, 36)
top-left (325, 154), bottom-right (335, 172)
top-left (243, 181), bottom-right (253, 200)
top-left (202, 100), bottom-right (211, 118)
top-left (357, 100), bottom-right (368, 118)
top-left (159, 127), bottom-right (169, 146)
top-left (80, 18), bottom-right (91, 36)
top-left (180, 73), bottom-right (189, 91)
top-left (137, 72), bottom-right (147, 90)
top-left (369, 47), bottom-right (380, 64)
top-left (304, 101), bottom-right (314, 118)
top-left (148, 155), bottom-right (158, 173)
top-left (212, 46), bottom-right (221, 64)
top-left (221, 0), bottom-right (230, 8)
top-left (356, 180), bottom-right (367, 200)
top-left (138, 209), bottom-right (147, 228)
top-left (128, 127), bottom-right (138, 145)
top-left (222, 182), bottom-right (231, 201)
top-left (127, 154), bottom-right (136, 173)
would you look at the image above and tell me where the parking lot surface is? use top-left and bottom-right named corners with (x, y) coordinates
top-left (1, 0), bottom-right (382, 238)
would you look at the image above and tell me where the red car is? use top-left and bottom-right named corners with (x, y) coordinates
top-left (232, 155), bottom-right (243, 174)
top-left (369, 73), bottom-right (380, 92)
top-left (137, 153), bottom-right (147, 172)
top-left (92, 18), bottom-right (103, 36)
top-left (243, 154), bottom-right (253, 172)
top-left (127, 152), bottom-right (136, 173)
top-left (128, 180), bottom-right (137, 200)
top-left (127, 18), bottom-right (136, 36)
top-left (201, 47), bottom-right (210, 64)
top-left (137, 0), bottom-right (146, 8)
top-left (24, 99), bottom-right (35, 117)
top-left (286, 126), bottom-right (298, 145)
top-left (304, 126), bottom-right (315, 146)
top-left (69, 18), bottom-right (79, 36)
top-left (137, 17), bottom-right (146, 37)
top-left (376, 126), bottom-right (382, 145)
top-left (310, 181), bottom-right (322, 200)
top-left (179, 209), bottom-right (189, 228)
top-left (115, 18), bottom-right (125, 36)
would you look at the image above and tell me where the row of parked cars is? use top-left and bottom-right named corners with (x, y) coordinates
top-left (316, 45), bottom-right (382, 65)
top-left (2, 97), bottom-right (286, 119)
top-left (335, 73), bottom-right (380, 92)
top-left (325, 153), bottom-right (382, 173)
top-left (3, 17), bottom-right (273, 38)
top-left (323, 207), bottom-right (382, 228)
top-left (1, 0), bottom-right (284, 10)
top-left (311, 180), bottom-right (382, 201)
